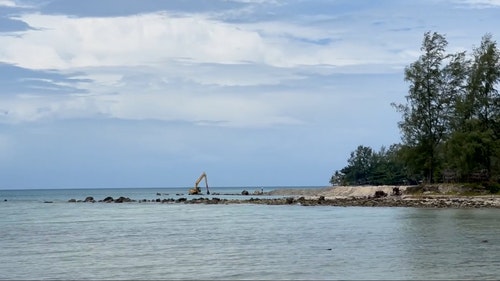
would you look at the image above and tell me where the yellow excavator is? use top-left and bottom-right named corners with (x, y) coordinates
top-left (188, 172), bottom-right (210, 195)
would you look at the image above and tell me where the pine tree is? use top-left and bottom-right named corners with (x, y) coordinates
top-left (393, 32), bottom-right (452, 183)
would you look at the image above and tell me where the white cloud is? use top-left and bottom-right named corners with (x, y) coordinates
top-left (0, 0), bottom-right (34, 8)
top-left (0, 60), bottom-right (315, 127)
top-left (113, 93), bottom-right (298, 127)
top-left (0, 93), bottom-right (106, 123)
top-left (0, 86), bottom-right (311, 127)
top-left (1, 12), bottom-right (269, 69)
top-left (453, 0), bottom-right (500, 7)
top-left (0, 11), bottom-right (413, 71)
top-left (0, 6), bottom-right (453, 128)
top-left (0, 0), bottom-right (16, 7)
top-left (0, 8), bottom-right (420, 128)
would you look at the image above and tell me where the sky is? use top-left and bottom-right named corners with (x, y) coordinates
top-left (0, 0), bottom-right (499, 189)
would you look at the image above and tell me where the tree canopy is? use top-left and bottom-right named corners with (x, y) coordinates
top-left (331, 32), bottom-right (500, 191)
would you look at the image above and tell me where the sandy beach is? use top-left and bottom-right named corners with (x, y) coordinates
top-left (267, 185), bottom-right (409, 198)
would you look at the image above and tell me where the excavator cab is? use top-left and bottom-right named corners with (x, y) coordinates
top-left (188, 172), bottom-right (210, 195)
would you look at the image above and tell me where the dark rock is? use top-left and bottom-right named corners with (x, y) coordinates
top-left (374, 190), bottom-right (388, 198)
top-left (44, 201), bottom-right (53, 203)
top-left (84, 196), bottom-right (95, 203)
top-left (155, 198), bottom-right (161, 202)
top-left (115, 196), bottom-right (132, 203)
top-left (285, 197), bottom-right (294, 204)
top-left (206, 197), bottom-right (223, 204)
top-left (103, 196), bottom-right (114, 203)
top-left (297, 197), bottom-right (306, 205)
top-left (392, 187), bottom-right (401, 196)
top-left (68, 199), bottom-right (76, 203)
top-left (176, 197), bottom-right (187, 203)
top-left (241, 190), bottom-right (249, 195)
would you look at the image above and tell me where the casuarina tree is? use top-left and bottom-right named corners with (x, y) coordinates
top-left (393, 31), bottom-right (452, 183)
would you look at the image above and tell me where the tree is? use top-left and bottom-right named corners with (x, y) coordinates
top-left (329, 170), bottom-right (345, 186)
top-left (370, 144), bottom-right (408, 185)
top-left (457, 34), bottom-right (500, 180)
top-left (393, 31), bottom-right (452, 183)
top-left (332, 32), bottom-right (500, 187)
top-left (331, 144), bottom-right (409, 186)
top-left (468, 34), bottom-right (500, 133)
top-left (445, 126), bottom-right (495, 181)
top-left (342, 145), bottom-right (375, 185)
top-left (444, 51), bottom-right (471, 131)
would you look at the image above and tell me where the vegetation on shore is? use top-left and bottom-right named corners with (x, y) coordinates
top-left (330, 31), bottom-right (500, 194)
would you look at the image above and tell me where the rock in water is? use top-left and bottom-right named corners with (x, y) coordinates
top-left (115, 196), bottom-right (132, 203)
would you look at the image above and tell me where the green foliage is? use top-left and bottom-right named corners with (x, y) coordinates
top-left (468, 34), bottom-right (500, 129)
top-left (331, 31), bottom-right (500, 187)
top-left (332, 145), bottom-right (409, 186)
top-left (345, 145), bottom-right (375, 185)
top-left (444, 126), bottom-right (496, 181)
top-left (392, 31), bottom-right (453, 183)
top-left (442, 33), bottom-right (500, 183)
top-left (483, 181), bottom-right (500, 194)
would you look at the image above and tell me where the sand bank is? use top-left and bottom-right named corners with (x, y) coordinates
top-left (267, 185), bottom-right (409, 198)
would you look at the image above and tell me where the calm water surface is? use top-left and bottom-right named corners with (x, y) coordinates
top-left (0, 188), bottom-right (499, 280)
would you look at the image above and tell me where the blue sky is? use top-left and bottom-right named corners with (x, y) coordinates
top-left (0, 0), bottom-right (499, 189)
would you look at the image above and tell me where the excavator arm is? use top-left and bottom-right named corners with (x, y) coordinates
top-left (189, 172), bottom-right (210, 195)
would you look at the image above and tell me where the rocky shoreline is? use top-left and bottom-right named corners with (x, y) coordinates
top-left (67, 186), bottom-right (500, 208)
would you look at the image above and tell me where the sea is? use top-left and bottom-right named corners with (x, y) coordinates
top-left (1, 186), bottom-right (499, 280)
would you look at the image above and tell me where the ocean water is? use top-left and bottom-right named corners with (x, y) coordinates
top-left (1, 187), bottom-right (499, 280)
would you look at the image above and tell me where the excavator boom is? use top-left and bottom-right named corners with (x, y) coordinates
top-left (189, 172), bottom-right (210, 195)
